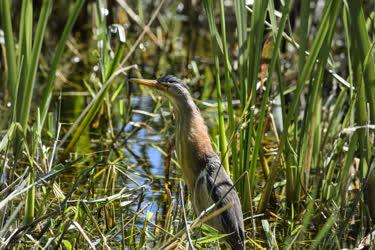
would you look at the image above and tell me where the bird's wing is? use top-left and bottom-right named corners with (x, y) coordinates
top-left (194, 154), bottom-right (245, 249)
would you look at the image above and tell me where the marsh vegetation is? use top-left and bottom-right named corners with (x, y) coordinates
top-left (0, 0), bottom-right (375, 249)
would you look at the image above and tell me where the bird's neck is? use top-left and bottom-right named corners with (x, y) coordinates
top-left (174, 100), bottom-right (213, 157)
top-left (173, 99), bottom-right (213, 189)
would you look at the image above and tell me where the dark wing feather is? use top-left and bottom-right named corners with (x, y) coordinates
top-left (205, 154), bottom-right (245, 249)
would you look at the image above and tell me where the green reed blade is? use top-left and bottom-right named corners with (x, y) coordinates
top-left (39, 0), bottom-right (86, 130)
top-left (0, 0), bottom-right (18, 102)
top-left (18, 0), bottom-right (52, 131)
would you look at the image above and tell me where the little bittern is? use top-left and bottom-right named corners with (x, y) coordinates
top-left (130, 75), bottom-right (245, 249)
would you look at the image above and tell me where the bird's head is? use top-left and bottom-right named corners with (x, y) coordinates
top-left (129, 75), bottom-right (192, 109)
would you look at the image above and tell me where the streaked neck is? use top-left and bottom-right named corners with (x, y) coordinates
top-left (173, 98), bottom-right (213, 158)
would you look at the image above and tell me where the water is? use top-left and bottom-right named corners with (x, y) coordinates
top-left (59, 93), bottom-right (182, 240)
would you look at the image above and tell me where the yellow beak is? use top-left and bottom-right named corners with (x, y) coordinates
top-left (129, 78), bottom-right (166, 90)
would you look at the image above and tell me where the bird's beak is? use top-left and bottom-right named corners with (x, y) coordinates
top-left (129, 78), bottom-right (166, 90)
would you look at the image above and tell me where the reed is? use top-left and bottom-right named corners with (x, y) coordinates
top-left (204, 0), bottom-right (374, 248)
top-left (0, 0), bottom-right (374, 248)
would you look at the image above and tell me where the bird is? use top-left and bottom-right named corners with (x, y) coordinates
top-left (129, 75), bottom-right (245, 249)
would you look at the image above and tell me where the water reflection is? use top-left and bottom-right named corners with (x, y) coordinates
top-left (59, 92), bottom-right (218, 246)
top-left (124, 95), bottom-right (170, 213)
